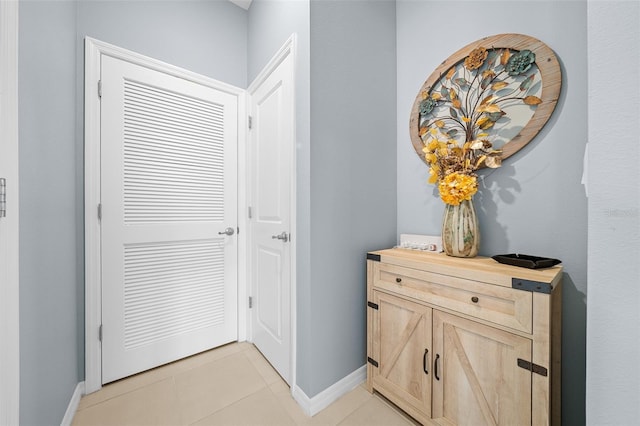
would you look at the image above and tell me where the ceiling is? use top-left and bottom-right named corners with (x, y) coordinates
top-left (229, 0), bottom-right (252, 10)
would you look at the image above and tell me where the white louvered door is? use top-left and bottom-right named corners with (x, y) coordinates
top-left (100, 55), bottom-right (238, 383)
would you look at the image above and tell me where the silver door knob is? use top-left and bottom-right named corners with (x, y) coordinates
top-left (218, 227), bottom-right (235, 236)
top-left (271, 232), bottom-right (289, 243)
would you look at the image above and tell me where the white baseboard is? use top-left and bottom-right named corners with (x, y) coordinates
top-left (291, 364), bottom-right (366, 417)
top-left (60, 381), bottom-right (85, 426)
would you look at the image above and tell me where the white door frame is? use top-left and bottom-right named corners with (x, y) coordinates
top-left (0, 1), bottom-right (20, 423)
top-left (246, 35), bottom-right (297, 391)
top-left (84, 38), bottom-right (247, 393)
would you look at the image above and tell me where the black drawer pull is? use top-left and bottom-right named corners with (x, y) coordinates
top-left (434, 353), bottom-right (440, 381)
top-left (423, 348), bottom-right (429, 374)
top-left (471, 296), bottom-right (479, 303)
top-left (395, 277), bottom-right (402, 283)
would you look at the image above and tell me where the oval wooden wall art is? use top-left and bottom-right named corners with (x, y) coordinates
top-left (409, 33), bottom-right (561, 165)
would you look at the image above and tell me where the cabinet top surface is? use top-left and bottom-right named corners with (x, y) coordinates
top-left (369, 248), bottom-right (562, 288)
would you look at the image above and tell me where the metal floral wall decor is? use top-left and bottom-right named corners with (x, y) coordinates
top-left (409, 34), bottom-right (561, 257)
top-left (410, 33), bottom-right (561, 190)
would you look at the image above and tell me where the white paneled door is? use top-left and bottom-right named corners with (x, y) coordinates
top-left (100, 55), bottom-right (238, 383)
top-left (249, 50), bottom-right (294, 384)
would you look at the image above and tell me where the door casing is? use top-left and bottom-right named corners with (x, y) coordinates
top-left (0, 1), bottom-right (19, 423)
top-left (84, 37), bottom-right (247, 393)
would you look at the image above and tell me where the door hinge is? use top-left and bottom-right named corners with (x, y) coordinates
top-left (367, 357), bottom-right (379, 368)
top-left (97, 203), bottom-right (102, 221)
top-left (248, 115), bottom-right (252, 129)
top-left (248, 206), bottom-right (252, 219)
top-left (98, 324), bottom-right (103, 342)
top-left (98, 80), bottom-right (102, 98)
top-left (517, 358), bottom-right (548, 376)
top-left (249, 296), bottom-right (253, 309)
top-left (0, 178), bottom-right (6, 218)
top-left (367, 301), bottom-right (379, 310)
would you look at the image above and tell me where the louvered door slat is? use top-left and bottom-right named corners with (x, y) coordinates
top-left (123, 131), bottom-right (224, 153)
top-left (123, 240), bottom-right (225, 349)
top-left (123, 78), bottom-right (225, 224)
top-left (124, 79), bottom-right (221, 115)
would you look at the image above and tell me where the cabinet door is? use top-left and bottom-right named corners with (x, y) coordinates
top-left (432, 311), bottom-right (532, 426)
top-left (372, 291), bottom-right (432, 419)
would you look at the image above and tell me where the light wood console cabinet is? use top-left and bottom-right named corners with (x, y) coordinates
top-left (366, 249), bottom-right (562, 426)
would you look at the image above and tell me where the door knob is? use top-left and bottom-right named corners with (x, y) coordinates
top-left (271, 232), bottom-right (289, 243)
top-left (218, 227), bottom-right (235, 236)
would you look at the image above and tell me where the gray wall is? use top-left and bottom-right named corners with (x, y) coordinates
top-left (77, 0), bottom-right (247, 88)
top-left (19, 2), bottom-right (79, 424)
top-left (396, 1), bottom-right (588, 423)
top-left (247, 0), bottom-right (314, 394)
top-left (248, 0), bottom-right (397, 398)
top-left (586, 1), bottom-right (640, 424)
top-left (307, 0), bottom-right (396, 397)
top-left (248, 0), bottom-right (309, 84)
top-left (19, 1), bottom-right (247, 424)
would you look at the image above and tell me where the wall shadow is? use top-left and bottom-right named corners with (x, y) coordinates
top-left (474, 163), bottom-right (520, 255)
top-left (561, 272), bottom-right (587, 426)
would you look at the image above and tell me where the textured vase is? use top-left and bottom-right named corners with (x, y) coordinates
top-left (442, 199), bottom-right (480, 258)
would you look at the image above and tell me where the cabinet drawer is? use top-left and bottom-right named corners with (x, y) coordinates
top-left (372, 262), bottom-right (532, 334)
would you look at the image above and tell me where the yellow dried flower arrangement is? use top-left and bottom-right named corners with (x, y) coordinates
top-left (421, 124), bottom-right (501, 205)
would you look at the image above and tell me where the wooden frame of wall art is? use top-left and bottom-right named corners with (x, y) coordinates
top-left (409, 33), bottom-right (562, 168)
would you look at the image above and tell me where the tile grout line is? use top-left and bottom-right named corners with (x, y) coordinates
top-left (185, 380), bottom-right (272, 425)
top-left (76, 374), bottom-right (171, 412)
top-left (265, 382), bottom-right (301, 425)
top-left (170, 372), bottom-right (188, 426)
top-left (370, 392), bottom-right (421, 425)
top-left (184, 348), bottom-right (272, 425)
top-left (77, 343), bottom-right (252, 412)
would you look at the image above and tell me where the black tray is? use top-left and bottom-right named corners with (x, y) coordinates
top-left (491, 253), bottom-right (561, 269)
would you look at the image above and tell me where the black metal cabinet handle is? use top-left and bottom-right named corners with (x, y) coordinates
top-left (434, 354), bottom-right (440, 381)
top-left (423, 348), bottom-right (429, 374)
top-left (471, 296), bottom-right (479, 303)
top-left (395, 277), bottom-right (402, 283)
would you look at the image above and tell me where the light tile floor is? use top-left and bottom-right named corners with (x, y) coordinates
top-left (73, 342), bottom-right (418, 426)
